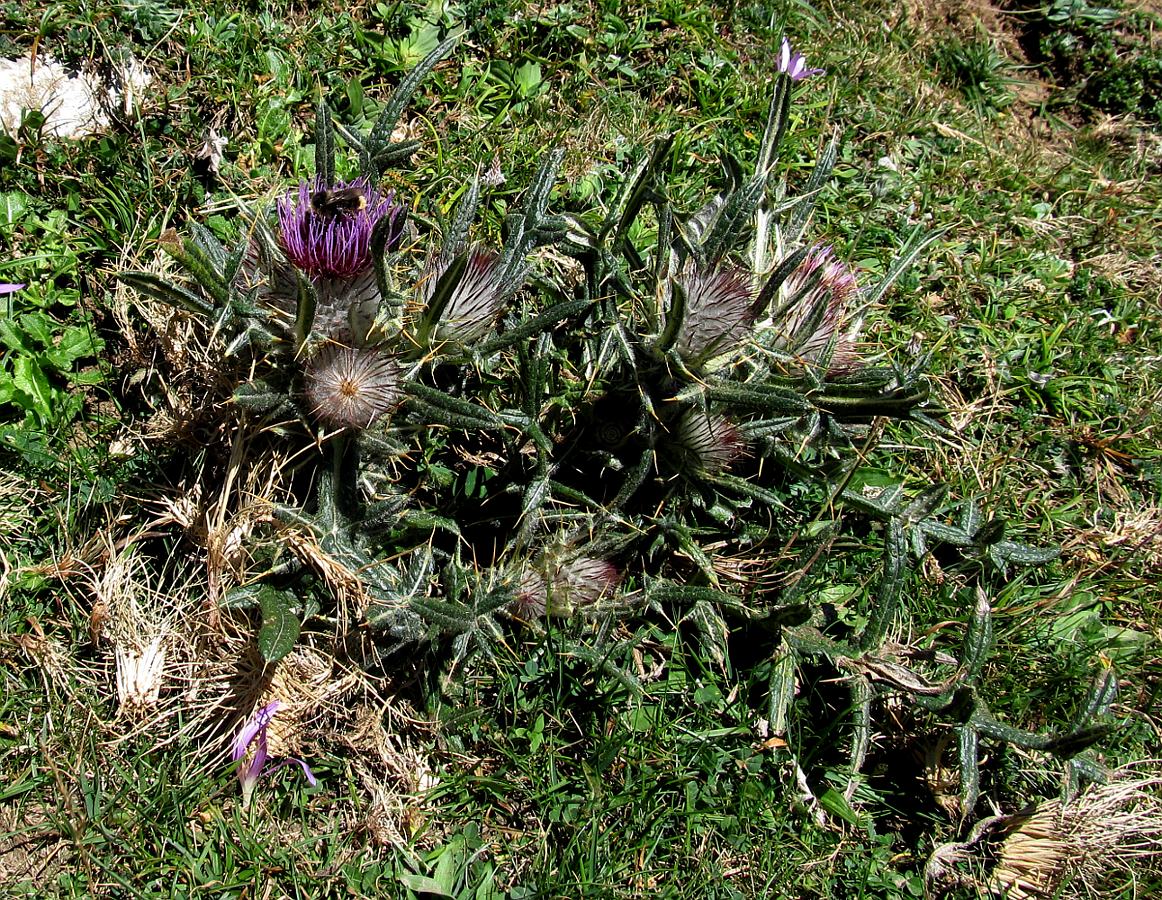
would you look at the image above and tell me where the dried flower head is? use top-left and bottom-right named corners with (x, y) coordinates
top-left (671, 263), bottom-right (755, 364)
top-left (675, 409), bottom-right (746, 474)
top-left (303, 344), bottom-right (401, 431)
top-left (420, 248), bottom-right (505, 345)
top-left (278, 177), bottom-right (404, 281)
top-left (770, 244), bottom-right (861, 371)
top-left (926, 765), bottom-right (1162, 899)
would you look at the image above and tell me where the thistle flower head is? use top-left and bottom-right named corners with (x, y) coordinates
top-left (675, 409), bottom-right (746, 474)
top-left (277, 177), bottom-right (404, 281)
top-left (549, 557), bottom-right (621, 617)
top-left (770, 244), bottom-right (861, 371)
top-left (231, 700), bottom-right (316, 810)
top-left (508, 557), bottom-right (621, 620)
top-left (303, 344), bottom-right (401, 431)
top-left (671, 263), bottom-right (755, 365)
top-left (509, 569), bottom-right (548, 621)
top-left (421, 248), bottom-right (505, 345)
top-left (777, 38), bottom-right (825, 81)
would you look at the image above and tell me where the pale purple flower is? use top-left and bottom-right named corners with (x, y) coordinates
top-left (671, 263), bottom-right (755, 365)
top-left (303, 344), bottom-right (401, 431)
top-left (0, 283), bottom-right (24, 295)
top-left (777, 38), bottom-right (825, 81)
top-left (771, 244), bottom-right (861, 371)
top-left (277, 177), bottom-right (404, 281)
top-left (231, 700), bottom-right (316, 809)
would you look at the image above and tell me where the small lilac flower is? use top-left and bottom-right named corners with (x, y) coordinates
top-left (231, 700), bottom-right (316, 809)
top-left (776, 38), bottom-right (825, 81)
top-left (419, 248), bottom-right (506, 345)
top-left (0, 283), bottom-right (24, 295)
top-left (671, 263), bottom-right (755, 365)
top-left (772, 244), bottom-right (861, 372)
top-left (277, 177), bottom-right (404, 281)
top-left (303, 344), bottom-right (401, 431)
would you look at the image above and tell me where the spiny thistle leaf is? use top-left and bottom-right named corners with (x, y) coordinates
top-left (602, 133), bottom-right (675, 245)
top-left (859, 517), bottom-right (907, 650)
top-left (315, 100), bottom-right (336, 187)
top-left (118, 271), bottom-right (215, 317)
top-left (958, 724), bottom-right (981, 817)
top-left (782, 133), bottom-right (839, 248)
top-left (366, 28), bottom-right (463, 172)
top-left (1072, 668), bottom-right (1118, 729)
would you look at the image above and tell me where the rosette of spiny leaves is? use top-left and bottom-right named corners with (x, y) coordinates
top-left (115, 34), bottom-right (927, 661)
top-left (115, 34), bottom-right (1115, 819)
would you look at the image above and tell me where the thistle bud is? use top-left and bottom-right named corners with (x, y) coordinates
top-left (770, 245), bottom-right (861, 372)
top-left (508, 557), bottom-right (621, 620)
top-left (420, 248), bottom-right (505, 345)
top-left (675, 409), bottom-right (746, 475)
top-left (548, 557), bottom-right (621, 617)
top-left (670, 264), bottom-right (755, 365)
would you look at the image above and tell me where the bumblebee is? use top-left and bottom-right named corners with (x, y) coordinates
top-left (310, 186), bottom-right (368, 219)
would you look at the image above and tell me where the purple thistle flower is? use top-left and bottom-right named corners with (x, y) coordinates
top-left (0, 283), bottom-right (24, 295)
top-left (303, 344), bottom-right (401, 431)
top-left (277, 177), bottom-right (404, 281)
top-left (420, 248), bottom-right (506, 345)
top-left (675, 410), bottom-right (747, 475)
top-left (231, 700), bottom-right (316, 809)
top-left (777, 38), bottom-right (825, 81)
top-left (772, 245), bottom-right (861, 371)
top-left (672, 264), bottom-right (755, 365)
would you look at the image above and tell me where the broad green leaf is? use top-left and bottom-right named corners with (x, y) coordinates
top-left (397, 874), bottom-right (450, 897)
top-left (18, 312), bottom-right (53, 347)
top-left (258, 586), bottom-right (301, 662)
top-left (0, 191), bottom-right (29, 225)
top-left (818, 787), bottom-right (862, 827)
top-left (0, 317), bottom-right (32, 354)
top-left (12, 356), bottom-right (53, 418)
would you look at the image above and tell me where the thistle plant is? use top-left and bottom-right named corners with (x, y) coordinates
top-left (121, 32), bottom-right (1116, 833)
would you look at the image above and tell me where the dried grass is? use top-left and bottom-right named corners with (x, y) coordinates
top-left (988, 767), bottom-right (1162, 897)
top-left (926, 763), bottom-right (1162, 898)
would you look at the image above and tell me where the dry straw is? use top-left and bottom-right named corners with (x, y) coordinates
top-left (925, 763), bottom-right (1162, 898)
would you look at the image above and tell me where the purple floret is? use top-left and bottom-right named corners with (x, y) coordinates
top-left (277, 177), bottom-right (404, 281)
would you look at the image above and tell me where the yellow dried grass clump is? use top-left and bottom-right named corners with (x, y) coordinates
top-left (988, 770), bottom-right (1162, 898)
top-left (925, 764), bottom-right (1162, 899)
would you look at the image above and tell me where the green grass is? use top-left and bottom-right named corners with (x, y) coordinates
top-left (2, 0), bottom-right (1161, 897)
